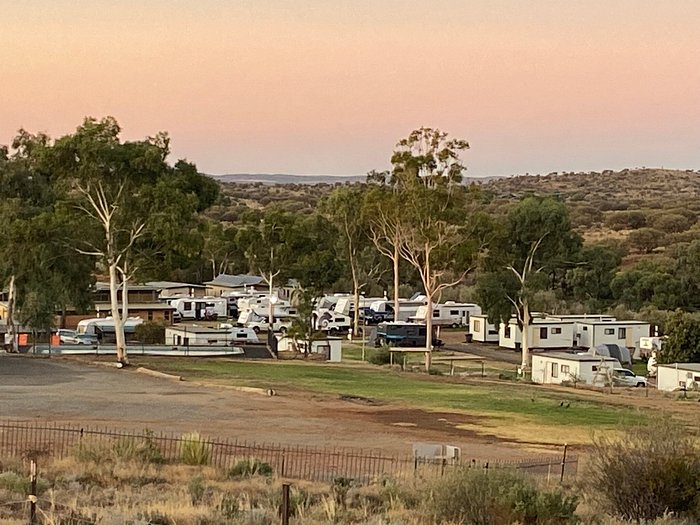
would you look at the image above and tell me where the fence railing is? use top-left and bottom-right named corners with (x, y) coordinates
top-left (0, 421), bottom-right (577, 484)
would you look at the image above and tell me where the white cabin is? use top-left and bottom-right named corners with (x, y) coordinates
top-left (656, 363), bottom-right (700, 392)
top-left (277, 335), bottom-right (342, 362)
top-left (412, 302), bottom-right (482, 327)
top-left (469, 314), bottom-right (499, 343)
top-left (169, 297), bottom-right (228, 320)
top-left (498, 318), bottom-right (575, 350)
top-left (165, 325), bottom-right (258, 346)
top-left (546, 314), bottom-right (616, 323)
top-left (531, 353), bottom-right (621, 386)
top-left (575, 321), bottom-right (650, 351)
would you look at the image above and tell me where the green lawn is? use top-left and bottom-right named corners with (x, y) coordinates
top-left (133, 357), bottom-right (645, 431)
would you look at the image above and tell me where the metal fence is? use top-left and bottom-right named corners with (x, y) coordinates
top-left (0, 421), bottom-right (577, 484)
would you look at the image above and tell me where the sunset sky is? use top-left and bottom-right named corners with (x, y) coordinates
top-left (2, 1), bottom-right (699, 177)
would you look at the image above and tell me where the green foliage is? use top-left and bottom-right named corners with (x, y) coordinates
top-left (368, 346), bottom-right (391, 365)
top-left (0, 471), bottom-right (48, 496)
top-left (134, 322), bottom-right (166, 344)
top-left (627, 227), bottom-right (664, 253)
top-left (586, 423), bottom-right (700, 522)
top-left (227, 458), bottom-right (274, 479)
top-left (187, 475), bottom-right (206, 505)
top-left (566, 244), bottom-right (623, 308)
top-left (179, 432), bottom-right (211, 466)
top-left (112, 430), bottom-right (165, 464)
top-left (426, 468), bottom-right (578, 525)
top-left (605, 210), bottom-right (647, 231)
top-left (657, 310), bottom-right (700, 364)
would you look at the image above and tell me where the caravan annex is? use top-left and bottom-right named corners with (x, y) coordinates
top-left (469, 314), bottom-right (499, 343)
top-left (498, 318), bottom-right (574, 350)
top-left (532, 353), bottom-right (620, 386)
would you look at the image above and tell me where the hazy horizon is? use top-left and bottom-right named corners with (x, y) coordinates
top-left (2, 1), bottom-right (699, 177)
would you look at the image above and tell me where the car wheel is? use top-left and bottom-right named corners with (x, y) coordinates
top-left (636, 382), bottom-right (645, 388)
top-left (451, 323), bottom-right (459, 329)
top-left (321, 319), bottom-right (329, 328)
top-left (252, 326), bottom-right (260, 334)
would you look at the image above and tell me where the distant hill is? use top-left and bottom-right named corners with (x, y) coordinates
top-left (210, 173), bottom-right (504, 185)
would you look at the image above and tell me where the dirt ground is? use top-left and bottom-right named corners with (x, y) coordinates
top-left (0, 354), bottom-right (550, 461)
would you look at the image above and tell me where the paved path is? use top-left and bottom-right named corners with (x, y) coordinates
top-left (0, 354), bottom-right (535, 459)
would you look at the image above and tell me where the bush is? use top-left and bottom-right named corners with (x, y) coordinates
top-left (627, 228), bottom-right (664, 253)
top-left (179, 432), bottom-right (211, 466)
top-left (368, 347), bottom-right (391, 365)
top-left (605, 210), bottom-right (647, 230)
top-left (112, 430), bottom-right (165, 464)
top-left (426, 467), bottom-right (578, 525)
top-left (134, 322), bottom-right (165, 344)
top-left (585, 423), bottom-right (700, 522)
top-left (226, 458), bottom-right (274, 479)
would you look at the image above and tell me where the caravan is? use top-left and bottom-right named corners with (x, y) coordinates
top-left (76, 317), bottom-right (144, 342)
top-left (412, 302), bottom-right (482, 328)
top-left (169, 297), bottom-right (228, 321)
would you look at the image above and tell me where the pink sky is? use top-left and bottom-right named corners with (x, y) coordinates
top-left (2, 1), bottom-right (699, 176)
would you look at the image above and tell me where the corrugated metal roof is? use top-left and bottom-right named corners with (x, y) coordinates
top-left (146, 281), bottom-right (206, 290)
top-left (533, 352), bottom-right (618, 362)
top-left (658, 363), bottom-right (700, 372)
top-left (204, 274), bottom-right (265, 287)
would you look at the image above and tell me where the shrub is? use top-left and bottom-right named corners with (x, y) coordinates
top-left (368, 347), bottom-right (391, 365)
top-left (585, 423), bottom-right (700, 522)
top-left (605, 210), bottom-right (646, 230)
top-left (227, 458), bottom-right (274, 479)
top-left (179, 432), bottom-right (211, 466)
top-left (112, 430), bottom-right (165, 464)
top-left (426, 467), bottom-right (578, 525)
top-left (134, 322), bottom-right (165, 344)
top-left (627, 228), bottom-right (664, 253)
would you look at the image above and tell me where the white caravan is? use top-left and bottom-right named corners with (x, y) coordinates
top-left (76, 317), bottom-right (144, 337)
top-left (412, 302), bottom-right (482, 327)
top-left (469, 314), bottom-right (499, 343)
top-left (531, 353), bottom-right (621, 387)
top-left (169, 297), bottom-right (228, 320)
top-left (367, 297), bottom-right (426, 322)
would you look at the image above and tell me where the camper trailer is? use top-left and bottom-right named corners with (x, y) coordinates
top-left (531, 353), bottom-right (621, 386)
top-left (412, 302), bottom-right (482, 327)
top-left (165, 325), bottom-right (258, 346)
top-left (366, 297), bottom-right (426, 323)
top-left (76, 317), bottom-right (144, 342)
top-left (169, 297), bottom-right (228, 321)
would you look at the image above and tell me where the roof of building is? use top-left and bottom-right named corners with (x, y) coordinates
top-left (533, 352), bottom-right (619, 362)
top-left (94, 303), bottom-right (175, 310)
top-left (146, 281), bottom-right (206, 290)
top-left (165, 326), bottom-right (230, 334)
top-left (204, 274), bottom-right (265, 288)
top-left (94, 282), bottom-right (161, 292)
top-left (657, 363), bottom-right (700, 372)
top-left (576, 320), bottom-right (650, 325)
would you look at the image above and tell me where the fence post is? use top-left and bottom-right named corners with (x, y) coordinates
top-left (28, 459), bottom-right (37, 525)
top-left (281, 483), bottom-right (290, 525)
top-left (441, 458), bottom-right (447, 476)
top-left (559, 444), bottom-right (568, 483)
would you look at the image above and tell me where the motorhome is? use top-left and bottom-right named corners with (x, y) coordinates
top-left (412, 302), bottom-right (482, 327)
top-left (366, 297), bottom-right (426, 323)
top-left (238, 306), bottom-right (296, 333)
top-left (375, 322), bottom-right (442, 348)
top-left (169, 297), bottom-right (228, 321)
top-left (76, 317), bottom-right (144, 342)
top-left (165, 325), bottom-right (258, 346)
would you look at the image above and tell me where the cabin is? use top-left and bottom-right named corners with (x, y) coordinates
top-left (574, 320), bottom-right (650, 352)
top-left (277, 335), bottom-right (342, 362)
top-left (656, 363), bottom-right (700, 392)
top-left (412, 302), bottom-right (482, 327)
top-left (165, 325), bottom-right (259, 347)
top-left (146, 281), bottom-right (207, 299)
top-left (531, 353), bottom-right (620, 386)
top-left (498, 318), bottom-right (575, 350)
top-left (469, 314), bottom-right (499, 343)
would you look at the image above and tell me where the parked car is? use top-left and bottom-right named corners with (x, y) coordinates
top-left (56, 329), bottom-right (77, 344)
top-left (612, 368), bottom-right (647, 387)
top-left (62, 333), bottom-right (99, 345)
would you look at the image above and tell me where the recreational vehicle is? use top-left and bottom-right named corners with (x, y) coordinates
top-left (169, 297), bottom-right (228, 321)
top-left (165, 325), bottom-right (258, 346)
top-left (76, 317), bottom-right (144, 342)
top-left (412, 302), bottom-right (482, 327)
top-left (366, 296), bottom-right (426, 323)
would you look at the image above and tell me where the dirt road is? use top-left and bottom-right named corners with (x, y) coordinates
top-left (0, 354), bottom-right (541, 460)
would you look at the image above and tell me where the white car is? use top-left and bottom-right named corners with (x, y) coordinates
top-left (612, 368), bottom-right (647, 387)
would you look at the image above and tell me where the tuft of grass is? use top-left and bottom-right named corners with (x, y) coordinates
top-left (179, 432), bottom-right (211, 466)
top-left (227, 458), bottom-right (274, 479)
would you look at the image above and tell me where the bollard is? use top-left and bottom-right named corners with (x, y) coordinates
top-left (29, 460), bottom-right (37, 525)
top-left (281, 483), bottom-right (290, 525)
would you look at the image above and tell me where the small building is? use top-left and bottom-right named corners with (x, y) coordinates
top-left (165, 325), bottom-right (258, 347)
top-left (532, 353), bottom-right (620, 386)
top-left (546, 314), bottom-right (616, 323)
top-left (277, 336), bottom-right (342, 362)
top-left (498, 318), bottom-right (575, 350)
top-left (656, 363), bottom-right (700, 392)
top-left (469, 314), bottom-right (499, 343)
top-left (574, 321), bottom-right (650, 351)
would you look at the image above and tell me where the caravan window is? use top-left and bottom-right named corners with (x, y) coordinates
top-left (540, 327), bottom-right (548, 339)
top-left (552, 327), bottom-right (562, 335)
top-left (473, 320), bottom-right (481, 331)
top-left (450, 310), bottom-right (459, 315)
top-left (433, 310), bottom-right (440, 318)
top-left (504, 326), bottom-right (512, 338)
top-left (604, 328), bottom-right (615, 335)
top-left (183, 302), bottom-right (192, 311)
top-left (618, 328), bottom-right (627, 339)
top-left (561, 364), bottom-right (570, 374)
top-left (551, 363), bottom-right (559, 378)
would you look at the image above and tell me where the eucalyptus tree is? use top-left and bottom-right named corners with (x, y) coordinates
top-left (476, 196), bottom-right (582, 371)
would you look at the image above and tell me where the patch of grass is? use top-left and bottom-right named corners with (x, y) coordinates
top-left (135, 358), bottom-right (647, 432)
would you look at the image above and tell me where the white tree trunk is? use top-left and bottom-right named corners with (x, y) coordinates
top-left (6, 275), bottom-right (16, 353)
top-left (393, 244), bottom-right (400, 319)
top-left (268, 272), bottom-right (274, 329)
top-left (109, 262), bottom-right (127, 364)
top-left (521, 304), bottom-right (531, 372)
top-left (424, 291), bottom-right (433, 372)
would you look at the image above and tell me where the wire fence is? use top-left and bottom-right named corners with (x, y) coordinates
top-left (0, 421), bottom-right (577, 485)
